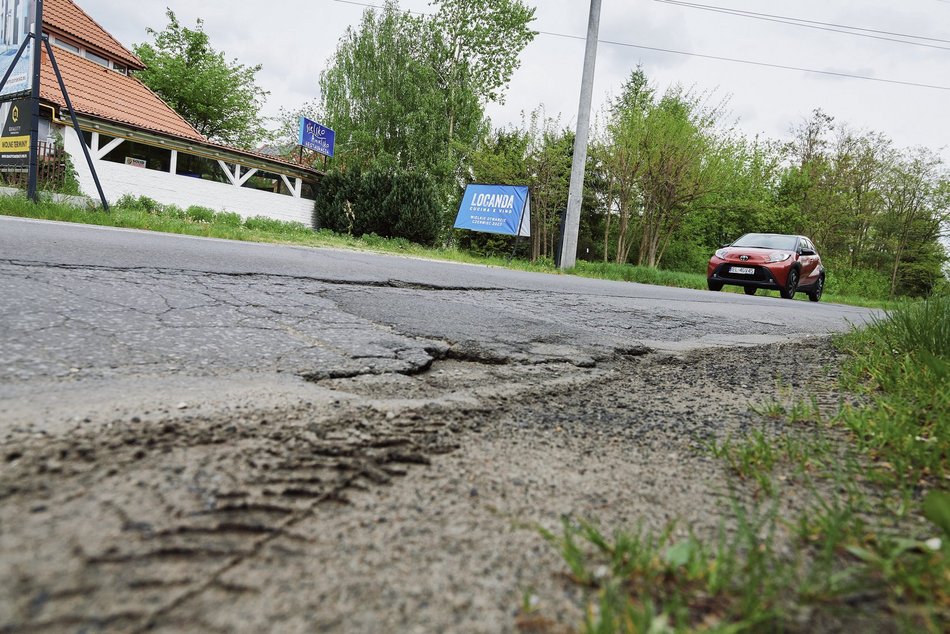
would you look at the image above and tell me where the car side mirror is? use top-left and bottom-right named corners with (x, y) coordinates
top-left (801, 248), bottom-right (815, 256)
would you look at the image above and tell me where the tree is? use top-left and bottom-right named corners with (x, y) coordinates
top-left (879, 148), bottom-right (948, 297)
top-left (134, 10), bottom-right (269, 148)
top-left (428, 0), bottom-right (536, 155)
top-left (526, 116), bottom-right (572, 260)
top-left (319, 3), bottom-right (452, 174)
top-left (615, 83), bottom-right (730, 268)
top-left (318, 0), bottom-right (535, 221)
top-left (601, 67), bottom-right (653, 264)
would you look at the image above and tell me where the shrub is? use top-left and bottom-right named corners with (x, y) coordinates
top-left (161, 204), bottom-right (187, 220)
top-left (214, 211), bottom-right (243, 227)
top-left (186, 205), bottom-right (216, 223)
top-left (115, 194), bottom-right (162, 213)
top-left (823, 265), bottom-right (890, 301)
top-left (313, 167), bottom-right (441, 246)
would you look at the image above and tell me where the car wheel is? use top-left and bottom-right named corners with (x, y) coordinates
top-left (707, 279), bottom-right (723, 291)
top-left (744, 287), bottom-right (757, 296)
top-left (808, 275), bottom-right (824, 302)
top-left (780, 269), bottom-right (799, 299)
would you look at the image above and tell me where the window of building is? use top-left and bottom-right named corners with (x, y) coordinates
top-left (51, 37), bottom-right (80, 54)
top-left (112, 63), bottom-right (127, 75)
top-left (175, 153), bottom-right (231, 184)
top-left (84, 50), bottom-right (110, 68)
top-left (243, 169), bottom-right (282, 194)
top-left (99, 138), bottom-right (171, 172)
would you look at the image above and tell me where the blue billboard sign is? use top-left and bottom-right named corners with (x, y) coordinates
top-left (298, 116), bottom-right (335, 157)
top-left (454, 184), bottom-right (530, 237)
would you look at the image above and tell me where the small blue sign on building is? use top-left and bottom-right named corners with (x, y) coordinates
top-left (298, 117), bottom-right (335, 157)
top-left (454, 184), bottom-right (530, 237)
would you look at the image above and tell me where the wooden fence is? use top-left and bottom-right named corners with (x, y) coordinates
top-left (0, 141), bottom-right (69, 191)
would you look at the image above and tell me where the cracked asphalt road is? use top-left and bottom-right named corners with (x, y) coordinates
top-left (0, 217), bottom-right (880, 632)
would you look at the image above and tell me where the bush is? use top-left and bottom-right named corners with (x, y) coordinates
top-left (214, 211), bottom-right (243, 227)
top-left (186, 205), bottom-right (216, 223)
top-left (161, 204), bottom-right (187, 220)
top-left (313, 167), bottom-right (441, 246)
top-left (115, 194), bottom-right (162, 213)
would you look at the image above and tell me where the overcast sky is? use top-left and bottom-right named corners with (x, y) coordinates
top-left (78, 0), bottom-right (949, 161)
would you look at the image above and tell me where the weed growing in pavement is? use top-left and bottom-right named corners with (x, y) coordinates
top-left (751, 394), bottom-right (822, 425)
top-left (537, 481), bottom-right (949, 632)
top-left (537, 500), bottom-right (799, 632)
top-left (707, 428), bottom-right (834, 495)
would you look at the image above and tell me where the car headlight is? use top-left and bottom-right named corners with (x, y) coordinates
top-left (768, 252), bottom-right (791, 263)
top-left (715, 249), bottom-right (729, 259)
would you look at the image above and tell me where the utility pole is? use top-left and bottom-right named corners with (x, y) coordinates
top-left (558, 0), bottom-right (601, 270)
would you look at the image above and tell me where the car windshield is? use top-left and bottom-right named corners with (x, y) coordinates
top-left (731, 234), bottom-right (798, 251)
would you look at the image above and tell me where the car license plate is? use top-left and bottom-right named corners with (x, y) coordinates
top-left (729, 266), bottom-right (755, 275)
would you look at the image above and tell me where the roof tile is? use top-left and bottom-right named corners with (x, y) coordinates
top-left (43, 0), bottom-right (143, 70)
top-left (40, 46), bottom-right (206, 141)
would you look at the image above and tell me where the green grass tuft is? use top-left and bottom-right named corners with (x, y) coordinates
top-left (835, 295), bottom-right (950, 486)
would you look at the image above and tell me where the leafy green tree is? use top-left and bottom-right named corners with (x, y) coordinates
top-left (318, 0), bottom-right (535, 229)
top-left (428, 0), bottom-right (536, 151)
top-left (878, 148), bottom-right (948, 297)
top-left (601, 67), bottom-right (653, 264)
top-left (678, 136), bottom-right (784, 270)
top-left (638, 87), bottom-right (731, 267)
top-left (526, 116), bottom-right (572, 260)
top-left (134, 10), bottom-right (269, 148)
top-left (320, 3), bottom-right (447, 173)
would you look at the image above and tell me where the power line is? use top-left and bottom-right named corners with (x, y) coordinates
top-left (332, 0), bottom-right (950, 92)
top-left (655, 0), bottom-right (950, 47)
top-left (536, 30), bottom-right (950, 92)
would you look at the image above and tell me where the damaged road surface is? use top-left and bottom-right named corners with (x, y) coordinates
top-left (0, 218), bottom-right (879, 632)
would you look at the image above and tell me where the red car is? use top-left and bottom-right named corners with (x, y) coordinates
top-left (707, 233), bottom-right (825, 301)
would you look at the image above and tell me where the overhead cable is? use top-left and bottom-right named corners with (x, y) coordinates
top-left (654, 0), bottom-right (950, 48)
top-left (332, 0), bottom-right (950, 91)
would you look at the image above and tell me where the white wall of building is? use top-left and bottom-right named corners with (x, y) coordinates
top-left (63, 126), bottom-right (314, 226)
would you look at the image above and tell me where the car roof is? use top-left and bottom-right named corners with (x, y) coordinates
top-left (740, 233), bottom-right (811, 240)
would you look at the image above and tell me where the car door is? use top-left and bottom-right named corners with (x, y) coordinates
top-left (798, 239), bottom-right (820, 285)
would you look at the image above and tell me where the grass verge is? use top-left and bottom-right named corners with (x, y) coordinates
top-left (1, 194), bottom-right (893, 309)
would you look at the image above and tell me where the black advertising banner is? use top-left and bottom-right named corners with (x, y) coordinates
top-left (0, 98), bottom-right (30, 163)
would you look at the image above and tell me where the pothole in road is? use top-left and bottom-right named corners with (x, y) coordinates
top-left (0, 338), bottom-right (850, 633)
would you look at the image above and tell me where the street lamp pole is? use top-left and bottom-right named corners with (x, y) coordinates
top-left (558, 0), bottom-right (602, 270)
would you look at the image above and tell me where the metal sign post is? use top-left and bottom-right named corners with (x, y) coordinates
top-left (25, 0), bottom-right (41, 201)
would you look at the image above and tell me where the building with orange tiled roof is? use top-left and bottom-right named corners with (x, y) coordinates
top-left (13, 0), bottom-right (320, 223)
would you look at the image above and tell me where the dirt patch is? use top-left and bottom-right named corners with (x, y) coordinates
top-left (1, 338), bottom-right (851, 632)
